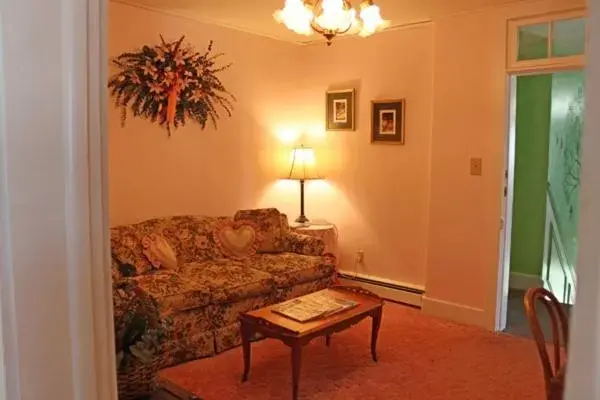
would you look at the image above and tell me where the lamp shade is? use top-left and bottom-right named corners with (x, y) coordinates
top-left (287, 145), bottom-right (322, 181)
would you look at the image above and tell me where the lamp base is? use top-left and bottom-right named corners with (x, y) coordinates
top-left (295, 215), bottom-right (309, 224)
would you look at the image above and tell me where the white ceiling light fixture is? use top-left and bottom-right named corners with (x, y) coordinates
top-left (274, 0), bottom-right (390, 46)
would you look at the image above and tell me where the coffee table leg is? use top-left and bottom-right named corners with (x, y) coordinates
top-left (240, 320), bottom-right (252, 382)
top-left (325, 334), bottom-right (331, 347)
top-left (371, 308), bottom-right (382, 362)
top-left (291, 343), bottom-right (302, 400)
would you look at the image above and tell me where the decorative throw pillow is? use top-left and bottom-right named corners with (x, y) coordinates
top-left (213, 220), bottom-right (260, 260)
top-left (110, 226), bottom-right (154, 276)
top-left (233, 208), bottom-right (288, 253)
top-left (142, 233), bottom-right (178, 271)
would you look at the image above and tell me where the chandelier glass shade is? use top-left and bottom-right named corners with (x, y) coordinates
top-left (274, 0), bottom-right (390, 45)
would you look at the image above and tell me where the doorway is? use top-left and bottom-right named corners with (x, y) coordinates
top-left (504, 70), bottom-right (584, 336)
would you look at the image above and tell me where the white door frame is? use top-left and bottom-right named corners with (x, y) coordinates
top-left (565, 0), bottom-right (600, 396)
top-left (495, 74), bottom-right (518, 332)
top-left (495, 8), bottom-right (587, 331)
top-left (496, 66), bottom-right (585, 331)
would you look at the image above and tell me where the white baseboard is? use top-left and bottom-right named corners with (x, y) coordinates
top-left (421, 296), bottom-right (488, 328)
top-left (337, 271), bottom-right (424, 308)
top-left (509, 272), bottom-right (543, 291)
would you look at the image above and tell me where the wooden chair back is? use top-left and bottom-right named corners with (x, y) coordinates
top-left (524, 288), bottom-right (569, 400)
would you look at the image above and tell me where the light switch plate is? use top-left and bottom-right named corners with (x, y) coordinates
top-left (470, 157), bottom-right (482, 176)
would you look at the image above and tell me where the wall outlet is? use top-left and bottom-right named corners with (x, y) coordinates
top-left (470, 157), bottom-right (483, 176)
top-left (356, 250), bottom-right (364, 264)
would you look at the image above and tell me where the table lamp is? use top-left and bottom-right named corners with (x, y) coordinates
top-left (287, 145), bottom-right (322, 224)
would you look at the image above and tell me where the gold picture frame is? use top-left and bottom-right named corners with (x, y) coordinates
top-left (326, 89), bottom-right (355, 131)
top-left (371, 99), bottom-right (406, 144)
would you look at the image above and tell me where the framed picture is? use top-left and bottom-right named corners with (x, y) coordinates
top-left (326, 89), bottom-right (355, 131)
top-left (371, 99), bottom-right (405, 144)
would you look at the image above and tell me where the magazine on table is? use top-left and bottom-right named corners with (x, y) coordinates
top-left (272, 290), bottom-right (358, 323)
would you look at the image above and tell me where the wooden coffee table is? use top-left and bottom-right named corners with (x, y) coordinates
top-left (239, 286), bottom-right (384, 400)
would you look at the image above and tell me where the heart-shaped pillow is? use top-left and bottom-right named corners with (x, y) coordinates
top-left (213, 221), bottom-right (260, 260)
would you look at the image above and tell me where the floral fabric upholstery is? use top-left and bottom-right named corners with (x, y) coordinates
top-left (111, 225), bottom-right (154, 275)
top-left (179, 261), bottom-right (275, 303)
top-left (243, 253), bottom-right (335, 288)
top-left (111, 257), bottom-right (122, 283)
top-left (110, 209), bottom-right (336, 369)
top-left (208, 295), bottom-right (274, 329)
top-left (234, 208), bottom-right (289, 253)
top-left (125, 272), bottom-right (212, 316)
top-left (275, 275), bottom-right (335, 303)
top-left (160, 330), bottom-right (215, 368)
top-left (285, 231), bottom-right (326, 256)
top-left (110, 216), bottom-right (231, 275)
top-left (160, 216), bottom-right (231, 263)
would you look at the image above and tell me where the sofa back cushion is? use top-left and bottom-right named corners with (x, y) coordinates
top-left (233, 208), bottom-right (289, 253)
top-left (111, 215), bottom-right (231, 275)
top-left (160, 216), bottom-right (231, 263)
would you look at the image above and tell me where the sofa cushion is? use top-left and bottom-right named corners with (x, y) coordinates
top-left (213, 220), bottom-right (259, 260)
top-left (243, 253), bottom-right (335, 288)
top-left (234, 208), bottom-right (289, 253)
top-left (126, 272), bottom-right (212, 316)
top-left (179, 260), bottom-right (275, 304)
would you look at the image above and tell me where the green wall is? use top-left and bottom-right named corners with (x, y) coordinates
top-left (510, 75), bottom-right (552, 276)
top-left (547, 71), bottom-right (584, 270)
top-left (510, 71), bottom-right (584, 277)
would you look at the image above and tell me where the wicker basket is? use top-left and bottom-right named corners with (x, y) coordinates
top-left (117, 357), bottom-right (160, 400)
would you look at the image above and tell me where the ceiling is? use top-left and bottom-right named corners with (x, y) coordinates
top-left (116, 0), bottom-right (529, 44)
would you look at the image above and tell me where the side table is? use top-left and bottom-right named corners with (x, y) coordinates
top-left (291, 223), bottom-right (339, 262)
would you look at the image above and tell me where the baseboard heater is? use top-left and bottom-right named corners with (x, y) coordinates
top-left (337, 272), bottom-right (425, 308)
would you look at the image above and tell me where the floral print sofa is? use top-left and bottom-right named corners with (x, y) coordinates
top-left (111, 208), bottom-right (336, 368)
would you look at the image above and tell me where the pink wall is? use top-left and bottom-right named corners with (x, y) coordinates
top-left (109, 2), bottom-right (302, 225)
top-left (277, 26), bottom-right (435, 288)
top-left (110, 0), bottom-right (585, 329)
top-left (424, 0), bottom-right (586, 327)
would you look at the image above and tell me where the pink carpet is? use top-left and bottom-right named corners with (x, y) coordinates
top-left (161, 303), bottom-right (545, 400)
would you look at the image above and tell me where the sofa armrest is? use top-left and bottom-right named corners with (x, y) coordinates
top-left (285, 232), bottom-right (326, 256)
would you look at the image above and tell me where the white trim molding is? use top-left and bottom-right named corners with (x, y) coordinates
top-left (422, 296), bottom-right (488, 328)
top-left (506, 8), bottom-right (586, 73)
top-left (0, 16), bottom-right (22, 400)
top-left (509, 272), bottom-right (543, 291)
top-left (338, 271), bottom-right (424, 307)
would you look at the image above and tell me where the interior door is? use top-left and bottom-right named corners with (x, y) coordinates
top-left (495, 75), bottom-right (518, 331)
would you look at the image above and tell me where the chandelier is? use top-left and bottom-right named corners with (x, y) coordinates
top-left (274, 0), bottom-right (390, 46)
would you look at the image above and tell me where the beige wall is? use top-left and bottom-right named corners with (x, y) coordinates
top-left (109, 2), bottom-right (302, 225)
top-left (110, 0), bottom-right (585, 328)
